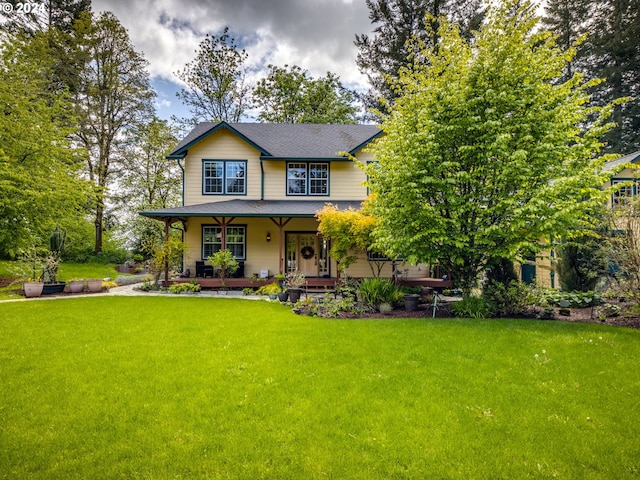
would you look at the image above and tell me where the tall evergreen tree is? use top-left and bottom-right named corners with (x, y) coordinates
top-left (354, 0), bottom-right (484, 118)
top-left (589, 0), bottom-right (640, 153)
top-left (543, 0), bottom-right (640, 153)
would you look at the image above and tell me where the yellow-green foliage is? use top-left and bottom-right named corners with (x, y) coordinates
top-left (256, 282), bottom-right (282, 295)
top-left (316, 203), bottom-right (379, 273)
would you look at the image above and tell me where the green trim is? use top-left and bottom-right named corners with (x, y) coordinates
top-left (285, 161), bottom-right (330, 197)
top-left (261, 156), bottom-right (351, 162)
top-left (167, 121), bottom-right (272, 159)
top-left (202, 159), bottom-right (248, 196)
top-left (348, 129), bottom-right (384, 155)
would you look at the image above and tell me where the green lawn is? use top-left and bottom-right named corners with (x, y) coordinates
top-left (1, 297), bottom-right (639, 479)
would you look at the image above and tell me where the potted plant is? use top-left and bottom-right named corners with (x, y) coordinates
top-left (87, 279), bottom-right (104, 292)
top-left (208, 249), bottom-right (239, 289)
top-left (256, 281), bottom-right (282, 300)
top-left (16, 245), bottom-right (44, 298)
top-left (41, 227), bottom-right (66, 295)
top-left (286, 271), bottom-right (306, 303)
top-left (68, 279), bottom-right (85, 293)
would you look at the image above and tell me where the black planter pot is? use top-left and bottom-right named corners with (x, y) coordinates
top-left (277, 291), bottom-right (289, 302)
top-left (288, 288), bottom-right (301, 303)
top-left (42, 282), bottom-right (66, 295)
top-left (403, 294), bottom-right (420, 312)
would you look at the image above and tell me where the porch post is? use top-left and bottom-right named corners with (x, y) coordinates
top-left (164, 219), bottom-right (170, 285)
top-left (270, 217), bottom-right (292, 274)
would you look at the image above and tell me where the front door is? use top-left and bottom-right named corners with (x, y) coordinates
top-left (286, 233), bottom-right (329, 277)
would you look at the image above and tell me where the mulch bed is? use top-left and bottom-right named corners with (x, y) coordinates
top-left (348, 301), bottom-right (640, 329)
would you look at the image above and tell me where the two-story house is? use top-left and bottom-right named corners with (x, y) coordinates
top-left (141, 121), bottom-right (439, 284)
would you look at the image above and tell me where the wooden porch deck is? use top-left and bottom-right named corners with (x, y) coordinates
top-left (164, 276), bottom-right (453, 291)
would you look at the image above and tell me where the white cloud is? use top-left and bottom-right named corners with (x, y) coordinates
top-left (92, 0), bottom-right (372, 90)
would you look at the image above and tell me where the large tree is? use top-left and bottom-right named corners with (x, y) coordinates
top-left (74, 11), bottom-right (155, 254)
top-left (117, 117), bottom-right (182, 254)
top-left (364, 0), bottom-right (618, 292)
top-left (0, 34), bottom-right (89, 257)
top-left (175, 27), bottom-right (250, 124)
top-left (354, 0), bottom-right (484, 117)
top-left (543, 0), bottom-right (640, 154)
top-left (253, 65), bottom-right (358, 124)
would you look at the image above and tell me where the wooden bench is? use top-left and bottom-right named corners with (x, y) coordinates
top-left (303, 278), bottom-right (337, 298)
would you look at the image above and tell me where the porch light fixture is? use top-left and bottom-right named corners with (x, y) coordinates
top-left (266, 231), bottom-right (271, 242)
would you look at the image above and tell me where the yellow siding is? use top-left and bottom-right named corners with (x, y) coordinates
top-left (261, 161), bottom-right (287, 199)
top-left (178, 128), bottom-right (382, 277)
top-left (342, 252), bottom-right (428, 279)
top-left (183, 129), bottom-right (262, 206)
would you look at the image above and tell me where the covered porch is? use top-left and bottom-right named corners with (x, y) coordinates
top-left (140, 199), bottom-right (453, 290)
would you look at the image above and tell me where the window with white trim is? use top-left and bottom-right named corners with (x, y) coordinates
top-left (287, 162), bottom-right (329, 195)
top-left (202, 225), bottom-right (246, 260)
top-left (611, 179), bottom-right (640, 207)
top-left (203, 160), bottom-right (246, 195)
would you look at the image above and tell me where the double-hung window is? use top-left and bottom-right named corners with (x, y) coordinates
top-left (202, 225), bottom-right (246, 260)
top-left (203, 160), bottom-right (246, 195)
top-left (612, 179), bottom-right (640, 207)
top-left (287, 162), bottom-right (329, 196)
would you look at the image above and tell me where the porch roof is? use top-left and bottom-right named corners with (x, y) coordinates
top-left (139, 199), bottom-right (364, 221)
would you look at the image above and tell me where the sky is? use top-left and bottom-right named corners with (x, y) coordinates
top-left (91, 0), bottom-right (376, 122)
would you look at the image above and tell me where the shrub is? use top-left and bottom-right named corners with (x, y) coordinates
top-left (541, 289), bottom-right (602, 308)
top-left (168, 282), bottom-right (201, 294)
top-left (299, 296), bottom-right (363, 318)
top-left (208, 249), bottom-right (239, 286)
top-left (450, 296), bottom-right (490, 318)
top-left (256, 282), bottom-right (282, 295)
top-left (357, 278), bottom-right (399, 310)
top-left (483, 280), bottom-right (530, 317)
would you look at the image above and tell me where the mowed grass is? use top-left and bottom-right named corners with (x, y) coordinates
top-left (1, 297), bottom-right (639, 479)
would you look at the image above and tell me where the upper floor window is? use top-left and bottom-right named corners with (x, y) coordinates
top-left (203, 160), bottom-right (246, 195)
top-left (612, 179), bottom-right (640, 207)
top-left (287, 162), bottom-right (329, 196)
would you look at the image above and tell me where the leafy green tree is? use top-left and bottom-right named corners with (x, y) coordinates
top-left (364, 0), bottom-right (617, 293)
top-left (354, 0), bottom-right (484, 117)
top-left (253, 65), bottom-right (358, 123)
top-left (316, 203), bottom-right (387, 276)
top-left (74, 11), bottom-right (155, 254)
top-left (175, 27), bottom-right (250, 124)
top-left (118, 117), bottom-right (181, 255)
top-left (0, 34), bottom-right (90, 257)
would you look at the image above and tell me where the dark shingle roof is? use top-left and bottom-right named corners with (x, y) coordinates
top-left (603, 150), bottom-right (640, 172)
top-left (168, 122), bottom-right (382, 159)
top-left (140, 199), bottom-right (364, 220)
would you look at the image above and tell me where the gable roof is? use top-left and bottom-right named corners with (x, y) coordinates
top-left (167, 122), bottom-right (382, 160)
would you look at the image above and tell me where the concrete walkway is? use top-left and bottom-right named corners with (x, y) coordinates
top-left (1, 283), bottom-right (267, 302)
